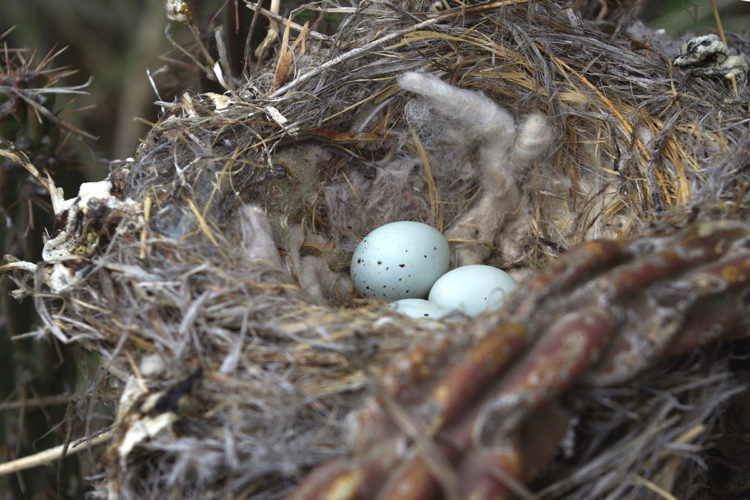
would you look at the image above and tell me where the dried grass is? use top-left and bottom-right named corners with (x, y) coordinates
top-left (3, 1), bottom-right (750, 498)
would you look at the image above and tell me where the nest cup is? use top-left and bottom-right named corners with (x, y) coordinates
top-left (12, 1), bottom-right (750, 498)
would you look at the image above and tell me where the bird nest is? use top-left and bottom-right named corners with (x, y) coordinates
top-left (3, 1), bottom-right (750, 498)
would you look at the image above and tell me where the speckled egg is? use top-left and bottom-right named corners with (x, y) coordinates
top-left (428, 264), bottom-right (517, 317)
top-left (351, 221), bottom-right (450, 301)
top-left (390, 298), bottom-right (451, 319)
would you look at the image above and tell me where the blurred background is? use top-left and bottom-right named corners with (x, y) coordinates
top-left (1, 0), bottom-right (750, 498)
top-left (4, 0), bottom-right (185, 167)
top-left (643, 0), bottom-right (750, 34)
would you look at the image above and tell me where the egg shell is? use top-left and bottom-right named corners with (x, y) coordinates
top-left (390, 298), bottom-right (451, 319)
top-left (351, 221), bottom-right (450, 301)
top-left (428, 264), bottom-right (516, 317)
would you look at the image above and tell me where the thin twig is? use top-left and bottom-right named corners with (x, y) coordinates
top-left (0, 391), bottom-right (117, 411)
top-left (0, 429), bottom-right (114, 477)
top-left (0, 137), bottom-right (50, 192)
top-left (254, 0), bottom-right (281, 61)
top-left (709, 0), bottom-right (738, 96)
top-left (246, 1), bottom-right (329, 42)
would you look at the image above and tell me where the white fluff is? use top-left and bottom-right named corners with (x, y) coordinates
top-left (511, 112), bottom-right (556, 163)
top-left (397, 72), bottom-right (516, 151)
top-left (398, 72), bottom-right (556, 265)
top-left (238, 205), bottom-right (283, 269)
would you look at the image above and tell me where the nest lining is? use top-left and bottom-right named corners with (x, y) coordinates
top-left (5, 1), bottom-right (750, 498)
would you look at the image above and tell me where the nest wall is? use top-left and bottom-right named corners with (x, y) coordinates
top-left (6, 1), bottom-right (750, 498)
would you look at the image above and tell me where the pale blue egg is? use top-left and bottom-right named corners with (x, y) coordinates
top-left (390, 298), bottom-right (451, 319)
top-left (428, 265), bottom-right (516, 317)
top-left (351, 221), bottom-right (449, 301)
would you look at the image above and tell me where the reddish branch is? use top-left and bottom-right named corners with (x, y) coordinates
top-left (288, 221), bottom-right (750, 499)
